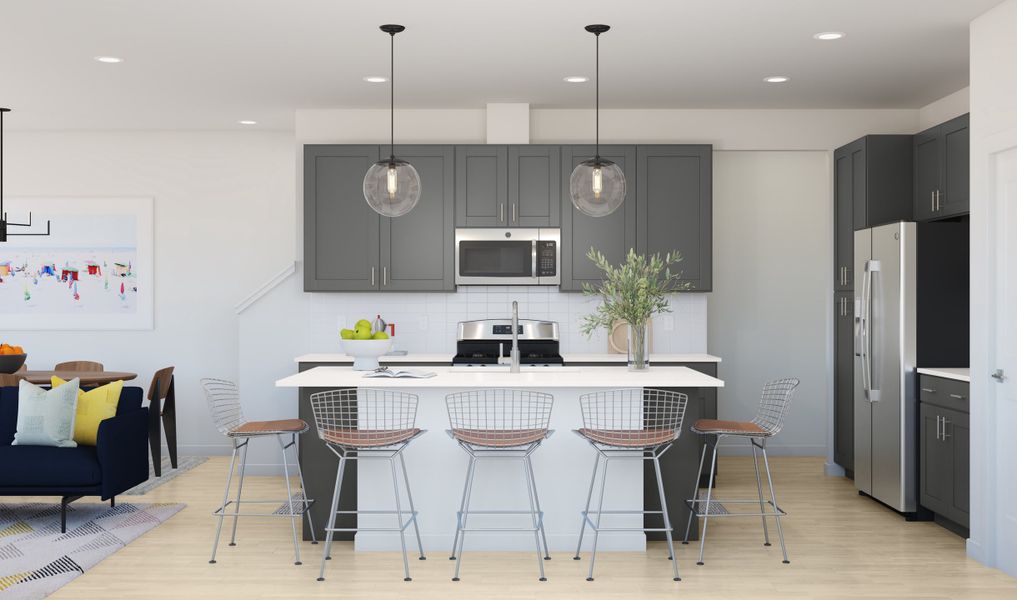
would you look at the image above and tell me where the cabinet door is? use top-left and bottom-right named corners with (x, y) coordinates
top-left (842, 139), bottom-right (867, 231)
top-left (455, 145), bottom-right (508, 227)
top-left (834, 292), bottom-right (854, 471)
top-left (913, 129), bottom-right (940, 222)
top-left (919, 402), bottom-right (953, 517)
top-left (636, 145), bottom-right (713, 291)
top-left (508, 146), bottom-right (560, 227)
top-left (945, 408), bottom-right (970, 527)
top-left (381, 146), bottom-right (455, 291)
top-left (940, 114), bottom-right (970, 218)
top-left (304, 145), bottom-right (380, 291)
top-left (834, 148), bottom-right (854, 291)
top-left (560, 145), bottom-right (637, 291)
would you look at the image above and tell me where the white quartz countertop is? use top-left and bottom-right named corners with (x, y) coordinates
top-left (917, 367), bottom-right (970, 383)
top-left (277, 365), bottom-right (725, 389)
top-left (294, 353), bottom-right (721, 364)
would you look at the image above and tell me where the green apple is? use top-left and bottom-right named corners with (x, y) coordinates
top-left (340, 329), bottom-right (355, 340)
top-left (372, 331), bottom-right (389, 340)
top-left (355, 319), bottom-right (372, 329)
top-left (353, 329), bottom-right (372, 340)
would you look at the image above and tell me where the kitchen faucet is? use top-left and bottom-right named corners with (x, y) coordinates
top-left (509, 300), bottom-right (521, 372)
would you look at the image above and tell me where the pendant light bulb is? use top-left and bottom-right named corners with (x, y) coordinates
top-left (570, 24), bottom-right (626, 218)
top-left (363, 24), bottom-right (421, 218)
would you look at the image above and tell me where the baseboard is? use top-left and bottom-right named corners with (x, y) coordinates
top-left (824, 462), bottom-right (847, 477)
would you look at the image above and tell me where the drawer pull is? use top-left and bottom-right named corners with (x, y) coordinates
top-left (948, 393), bottom-right (966, 400)
top-left (921, 388), bottom-right (936, 393)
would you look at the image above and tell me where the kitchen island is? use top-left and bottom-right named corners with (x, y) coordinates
top-left (277, 361), bottom-right (723, 553)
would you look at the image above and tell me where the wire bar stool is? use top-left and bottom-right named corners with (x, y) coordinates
top-left (682, 377), bottom-right (799, 566)
top-left (573, 388), bottom-right (688, 582)
top-left (309, 388), bottom-right (426, 582)
top-left (201, 378), bottom-right (316, 566)
top-left (445, 388), bottom-right (555, 582)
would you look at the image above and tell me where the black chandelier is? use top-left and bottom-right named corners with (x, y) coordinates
top-left (0, 108), bottom-right (51, 242)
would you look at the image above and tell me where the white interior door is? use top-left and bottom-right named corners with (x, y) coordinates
top-left (991, 145), bottom-right (1017, 572)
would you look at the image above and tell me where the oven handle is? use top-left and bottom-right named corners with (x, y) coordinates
top-left (532, 240), bottom-right (538, 278)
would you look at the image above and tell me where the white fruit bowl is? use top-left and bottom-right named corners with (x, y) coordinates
top-left (340, 339), bottom-right (394, 371)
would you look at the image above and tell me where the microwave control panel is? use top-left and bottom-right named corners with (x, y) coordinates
top-left (537, 241), bottom-right (557, 277)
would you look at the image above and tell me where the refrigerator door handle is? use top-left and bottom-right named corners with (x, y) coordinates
top-left (858, 262), bottom-right (871, 399)
top-left (867, 260), bottom-right (882, 403)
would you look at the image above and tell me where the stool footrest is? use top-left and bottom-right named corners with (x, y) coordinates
top-left (213, 497), bottom-right (314, 518)
top-left (684, 498), bottom-right (786, 518)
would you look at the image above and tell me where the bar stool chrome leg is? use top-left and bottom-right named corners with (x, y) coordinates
top-left (760, 439), bottom-right (790, 564)
top-left (525, 456), bottom-right (552, 561)
top-left (652, 454), bottom-right (681, 581)
top-left (317, 456), bottom-right (346, 580)
top-left (279, 434), bottom-right (302, 565)
top-left (586, 457), bottom-right (610, 581)
top-left (452, 457), bottom-right (478, 581)
top-left (389, 458), bottom-right (413, 581)
top-left (683, 442), bottom-right (709, 545)
top-left (398, 453), bottom-right (426, 561)
top-left (209, 441), bottom-right (239, 564)
top-left (697, 436), bottom-right (719, 566)
top-left (751, 441), bottom-right (771, 546)
top-left (228, 440), bottom-right (248, 547)
top-left (573, 452), bottom-right (600, 560)
top-left (449, 456), bottom-right (476, 562)
top-left (522, 458), bottom-right (548, 581)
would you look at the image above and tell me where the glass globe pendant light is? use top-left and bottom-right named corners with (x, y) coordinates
top-left (570, 24), bottom-right (626, 218)
top-left (363, 24), bottom-right (421, 218)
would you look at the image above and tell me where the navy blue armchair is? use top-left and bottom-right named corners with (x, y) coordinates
top-left (0, 385), bottom-right (150, 531)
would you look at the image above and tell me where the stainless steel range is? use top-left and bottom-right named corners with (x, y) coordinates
top-left (452, 318), bottom-right (563, 366)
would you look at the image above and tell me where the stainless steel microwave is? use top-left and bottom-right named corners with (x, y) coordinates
top-left (454, 228), bottom-right (560, 286)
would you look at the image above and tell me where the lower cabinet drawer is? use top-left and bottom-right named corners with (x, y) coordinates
top-left (919, 375), bottom-right (969, 412)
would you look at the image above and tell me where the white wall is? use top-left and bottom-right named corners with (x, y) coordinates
top-left (919, 87), bottom-right (970, 130)
top-left (2, 130), bottom-right (297, 457)
top-left (968, 0), bottom-right (1017, 575)
top-left (708, 151), bottom-right (831, 455)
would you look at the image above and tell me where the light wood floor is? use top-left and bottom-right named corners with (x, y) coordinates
top-left (29, 456), bottom-right (1017, 599)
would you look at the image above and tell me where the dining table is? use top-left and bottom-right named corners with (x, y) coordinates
top-left (19, 370), bottom-right (138, 386)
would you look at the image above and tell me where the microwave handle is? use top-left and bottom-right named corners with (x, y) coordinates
top-left (532, 240), bottom-right (538, 277)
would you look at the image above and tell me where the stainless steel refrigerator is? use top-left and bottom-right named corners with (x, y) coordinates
top-left (854, 221), bottom-right (917, 512)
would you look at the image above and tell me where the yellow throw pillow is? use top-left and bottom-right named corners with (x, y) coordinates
top-left (52, 376), bottom-right (123, 446)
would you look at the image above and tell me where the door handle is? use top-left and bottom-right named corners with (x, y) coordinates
top-left (931, 191), bottom-right (936, 212)
top-left (371, 266), bottom-right (376, 287)
top-left (941, 417), bottom-right (951, 441)
top-left (921, 388), bottom-right (936, 393)
top-left (948, 393), bottom-right (965, 400)
top-left (499, 203), bottom-right (505, 223)
top-left (511, 203), bottom-right (517, 223)
top-left (936, 415), bottom-right (942, 441)
top-left (992, 369), bottom-right (1006, 382)
top-left (382, 266), bottom-right (387, 286)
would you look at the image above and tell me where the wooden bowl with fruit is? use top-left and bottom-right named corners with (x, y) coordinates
top-left (339, 320), bottom-right (393, 371)
top-left (0, 344), bottom-right (27, 374)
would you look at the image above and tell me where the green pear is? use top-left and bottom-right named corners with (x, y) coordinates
top-left (353, 329), bottom-right (372, 340)
top-left (355, 319), bottom-right (372, 329)
top-left (372, 331), bottom-right (389, 340)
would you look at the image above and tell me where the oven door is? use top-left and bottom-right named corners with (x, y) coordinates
top-left (455, 228), bottom-right (538, 285)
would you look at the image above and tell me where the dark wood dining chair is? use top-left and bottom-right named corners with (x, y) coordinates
top-left (54, 361), bottom-right (105, 372)
top-left (148, 367), bottom-right (177, 477)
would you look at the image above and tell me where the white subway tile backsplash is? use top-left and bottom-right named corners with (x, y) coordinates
top-left (310, 287), bottom-right (707, 355)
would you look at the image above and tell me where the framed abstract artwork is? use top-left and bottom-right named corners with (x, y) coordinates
top-left (0, 197), bottom-right (154, 330)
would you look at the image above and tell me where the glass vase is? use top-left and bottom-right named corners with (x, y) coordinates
top-left (627, 321), bottom-right (650, 371)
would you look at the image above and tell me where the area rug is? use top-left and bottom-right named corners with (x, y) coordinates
top-left (124, 455), bottom-right (207, 495)
top-left (0, 502), bottom-right (184, 599)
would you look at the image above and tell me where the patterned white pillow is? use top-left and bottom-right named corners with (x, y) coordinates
top-left (13, 379), bottom-right (81, 447)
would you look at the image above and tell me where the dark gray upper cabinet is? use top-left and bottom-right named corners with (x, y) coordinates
top-left (636, 145), bottom-right (713, 291)
top-left (834, 147), bottom-right (855, 291)
top-left (304, 145), bottom-right (381, 291)
top-left (560, 145), bottom-right (637, 291)
top-left (380, 146), bottom-right (455, 291)
top-left (834, 291), bottom-right (854, 472)
top-left (455, 145), bottom-right (508, 227)
top-left (835, 135), bottom-right (913, 232)
top-left (508, 146), bottom-right (560, 227)
top-left (914, 114), bottom-right (969, 221)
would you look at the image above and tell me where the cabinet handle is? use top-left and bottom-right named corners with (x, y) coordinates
top-left (921, 388), bottom-right (936, 393)
top-left (499, 203), bottom-right (505, 223)
top-left (931, 191), bottom-right (936, 212)
top-left (382, 266), bottom-right (388, 286)
top-left (935, 415), bottom-right (942, 441)
top-left (941, 417), bottom-right (951, 440)
top-left (948, 393), bottom-right (966, 400)
top-left (371, 267), bottom-right (376, 287)
top-left (511, 203), bottom-right (517, 223)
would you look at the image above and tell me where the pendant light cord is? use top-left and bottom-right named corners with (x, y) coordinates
top-left (390, 31), bottom-right (395, 161)
top-left (1, 108), bottom-right (5, 220)
top-left (595, 32), bottom-right (600, 159)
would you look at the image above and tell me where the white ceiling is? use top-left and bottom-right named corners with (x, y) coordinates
top-left (0, 0), bottom-right (1003, 130)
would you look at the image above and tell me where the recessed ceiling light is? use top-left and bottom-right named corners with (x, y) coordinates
top-left (764, 76), bottom-right (790, 83)
top-left (813, 31), bottom-right (845, 41)
top-left (363, 76), bottom-right (388, 83)
top-left (94, 56), bottom-right (123, 64)
top-left (238, 120), bottom-right (257, 125)
top-left (563, 76), bottom-right (589, 83)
